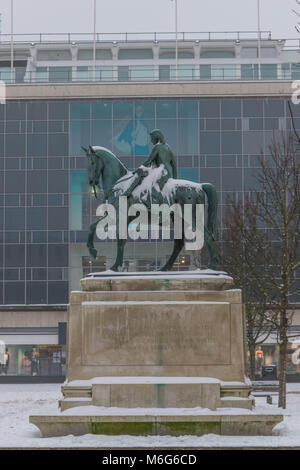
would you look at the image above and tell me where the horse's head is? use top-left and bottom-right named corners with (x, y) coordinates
top-left (83, 145), bottom-right (129, 200)
top-left (83, 146), bottom-right (103, 197)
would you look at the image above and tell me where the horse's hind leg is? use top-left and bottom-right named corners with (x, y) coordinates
top-left (205, 226), bottom-right (218, 270)
top-left (159, 238), bottom-right (185, 271)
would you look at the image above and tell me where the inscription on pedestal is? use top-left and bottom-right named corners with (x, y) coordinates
top-left (81, 302), bottom-right (231, 366)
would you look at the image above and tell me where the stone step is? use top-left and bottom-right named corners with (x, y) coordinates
top-left (220, 383), bottom-right (252, 399)
top-left (59, 398), bottom-right (92, 411)
top-left (219, 397), bottom-right (254, 410)
top-left (30, 412), bottom-right (283, 438)
top-left (61, 385), bottom-right (92, 399)
top-left (90, 377), bottom-right (220, 410)
top-left (61, 379), bottom-right (254, 411)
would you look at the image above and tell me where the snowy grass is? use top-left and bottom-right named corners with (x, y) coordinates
top-left (0, 383), bottom-right (299, 448)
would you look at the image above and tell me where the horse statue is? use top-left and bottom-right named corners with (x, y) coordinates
top-left (83, 143), bottom-right (218, 272)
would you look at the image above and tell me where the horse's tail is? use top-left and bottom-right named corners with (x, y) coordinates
top-left (201, 183), bottom-right (218, 241)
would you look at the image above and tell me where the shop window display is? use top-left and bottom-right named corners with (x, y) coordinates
top-left (254, 343), bottom-right (300, 379)
top-left (0, 348), bottom-right (10, 376)
top-left (0, 345), bottom-right (65, 377)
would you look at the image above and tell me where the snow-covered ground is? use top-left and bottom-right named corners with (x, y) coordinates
top-left (0, 383), bottom-right (299, 448)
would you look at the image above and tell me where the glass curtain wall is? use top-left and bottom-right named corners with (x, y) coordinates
top-left (0, 97), bottom-right (297, 304)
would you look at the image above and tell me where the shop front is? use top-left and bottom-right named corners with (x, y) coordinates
top-left (0, 320), bottom-right (67, 382)
top-left (254, 334), bottom-right (300, 381)
top-left (0, 343), bottom-right (66, 378)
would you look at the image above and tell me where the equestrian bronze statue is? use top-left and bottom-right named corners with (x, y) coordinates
top-left (84, 129), bottom-right (218, 272)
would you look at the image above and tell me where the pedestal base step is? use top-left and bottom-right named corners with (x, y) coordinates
top-left (30, 410), bottom-right (283, 438)
top-left (60, 377), bottom-right (253, 411)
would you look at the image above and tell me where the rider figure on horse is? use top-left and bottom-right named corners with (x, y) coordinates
top-left (122, 129), bottom-right (177, 202)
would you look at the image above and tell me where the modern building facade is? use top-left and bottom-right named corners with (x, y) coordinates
top-left (0, 32), bottom-right (299, 380)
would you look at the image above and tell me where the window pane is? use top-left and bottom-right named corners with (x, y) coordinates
top-left (48, 170), bottom-right (68, 193)
top-left (5, 245), bottom-right (25, 267)
top-left (5, 282), bottom-right (25, 303)
top-left (92, 102), bottom-right (112, 119)
top-left (221, 99), bottom-right (241, 117)
top-left (48, 134), bottom-right (68, 156)
top-left (76, 66), bottom-right (89, 82)
top-left (49, 102), bottom-right (68, 120)
top-left (27, 208), bottom-right (47, 230)
top-left (119, 49), bottom-right (153, 60)
top-left (48, 281), bottom-right (68, 304)
top-left (6, 102), bottom-right (26, 120)
top-left (95, 67), bottom-right (113, 81)
top-left (35, 67), bottom-right (48, 82)
top-left (159, 65), bottom-right (170, 81)
top-left (211, 65), bottom-right (236, 80)
top-left (70, 102), bottom-right (90, 120)
top-left (200, 131), bottom-right (220, 154)
top-left (26, 282), bottom-right (47, 303)
top-left (118, 66), bottom-right (129, 81)
top-left (222, 168), bottom-right (242, 190)
top-left (27, 134), bottom-right (47, 157)
top-left (70, 170), bottom-right (89, 230)
top-left (243, 131), bottom-right (264, 153)
top-left (241, 64), bottom-right (258, 80)
top-left (156, 101), bottom-right (177, 118)
top-left (48, 207), bottom-right (68, 230)
top-left (113, 102), bottom-right (133, 119)
top-left (178, 168), bottom-right (199, 182)
top-left (199, 100), bottom-right (220, 118)
top-left (27, 171), bottom-right (47, 193)
top-left (264, 99), bottom-right (284, 117)
top-left (129, 66), bottom-right (154, 81)
top-left (92, 120), bottom-right (113, 149)
top-left (291, 63), bottom-right (300, 80)
top-left (200, 65), bottom-right (211, 80)
top-left (134, 101), bottom-right (155, 119)
top-left (49, 67), bottom-right (72, 83)
top-left (170, 65), bottom-right (194, 81)
top-left (243, 100), bottom-right (263, 117)
top-left (48, 245), bottom-right (68, 267)
top-left (5, 208), bottom-right (25, 229)
top-left (178, 119), bottom-right (198, 154)
top-left (5, 134), bottom-right (25, 157)
top-left (70, 120), bottom-right (90, 156)
top-left (26, 244), bottom-right (47, 267)
top-left (178, 101), bottom-right (198, 118)
top-left (221, 132), bottom-right (242, 154)
top-left (200, 50), bottom-right (235, 58)
top-left (261, 64), bottom-right (277, 80)
top-left (27, 102), bottom-right (47, 120)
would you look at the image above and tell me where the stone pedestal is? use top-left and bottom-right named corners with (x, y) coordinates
top-left (67, 273), bottom-right (246, 383)
top-left (30, 271), bottom-right (283, 437)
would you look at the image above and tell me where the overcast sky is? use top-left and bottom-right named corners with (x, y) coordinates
top-left (0, 0), bottom-right (299, 41)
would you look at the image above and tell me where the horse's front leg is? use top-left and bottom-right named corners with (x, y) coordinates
top-left (110, 238), bottom-right (127, 272)
top-left (87, 218), bottom-right (103, 259)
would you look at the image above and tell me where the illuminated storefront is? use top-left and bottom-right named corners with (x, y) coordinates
top-left (0, 344), bottom-right (65, 377)
top-left (0, 315), bottom-right (67, 381)
top-left (254, 330), bottom-right (300, 381)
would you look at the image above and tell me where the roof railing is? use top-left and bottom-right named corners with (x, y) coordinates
top-left (2, 64), bottom-right (300, 84)
top-left (0, 30), bottom-right (273, 45)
